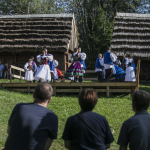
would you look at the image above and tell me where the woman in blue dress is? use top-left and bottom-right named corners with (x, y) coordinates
top-left (111, 52), bottom-right (126, 81)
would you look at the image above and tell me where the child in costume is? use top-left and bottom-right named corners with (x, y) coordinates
top-left (24, 59), bottom-right (34, 83)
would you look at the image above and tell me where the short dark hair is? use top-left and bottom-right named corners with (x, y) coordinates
top-left (132, 90), bottom-right (150, 111)
top-left (78, 89), bottom-right (98, 111)
top-left (107, 46), bottom-right (111, 50)
top-left (30, 56), bottom-right (34, 59)
top-left (34, 83), bottom-right (53, 102)
top-left (74, 48), bottom-right (78, 52)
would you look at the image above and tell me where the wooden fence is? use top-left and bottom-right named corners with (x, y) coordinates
top-left (9, 65), bottom-right (25, 83)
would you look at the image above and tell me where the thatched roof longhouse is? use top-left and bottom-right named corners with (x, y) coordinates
top-left (0, 14), bottom-right (78, 52)
top-left (111, 12), bottom-right (150, 58)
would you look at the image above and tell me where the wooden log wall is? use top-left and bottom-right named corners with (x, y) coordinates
top-left (0, 51), bottom-right (68, 71)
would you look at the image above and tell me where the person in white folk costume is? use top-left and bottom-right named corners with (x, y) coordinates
top-left (24, 59), bottom-right (34, 83)
top-left (35, 50), bottom-right (53, 82)
top-left (95, 53), bottom-right (105, 82)
top-left (78, 48), bottom-right (86, 82)
top-left (124, 54), bottom-right (136, 82)
top-left (103, 46), bottom-right (117, 82)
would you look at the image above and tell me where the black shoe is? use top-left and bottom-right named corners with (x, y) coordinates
top-left (74, 77), bottom-right (76, 82)
top-left (79, 76), bottom-right (84, 83)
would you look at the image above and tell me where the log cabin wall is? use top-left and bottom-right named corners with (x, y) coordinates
top-left (0, 51), bottom-right (67, 70)
top-left (0, 14), bottom-right (78, 71)
top-left (111, 12), bottom-right (150, 81)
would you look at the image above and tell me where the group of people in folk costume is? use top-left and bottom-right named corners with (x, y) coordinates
top-left (24, 48), bottom-right (64, 83)
top-left (24, 46), bottom-right (135, 83)
top-left (95, 46), bottom-right (136, 82)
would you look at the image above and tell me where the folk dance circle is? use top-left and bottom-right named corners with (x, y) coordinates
top-left (24, 47), bottom-right (136, 83)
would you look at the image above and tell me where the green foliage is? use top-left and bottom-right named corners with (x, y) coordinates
top-left (66, 0), bottom-right (141, 69)
top-left (0, 0), bottom-right (66, 14)
top-left (0, 85), bottom-right (150, 150)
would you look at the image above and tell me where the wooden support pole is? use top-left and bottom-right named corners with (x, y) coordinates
top-left (64, 54), bottom-right (66, 71)
top-left (80, 86), bottom-right (83, 92)
top-left (9, 65), bottom-right (12, 83)
top-left (27, 86), bottom-right (30, 94)
top-left (19, 71), bottom-right (21, 83)
top-left (106, 86), bottom-right (110, 98)
top-left (53, 87), bottom-right (56, 95)
top-left (131, 86), bottom-right (135, 97)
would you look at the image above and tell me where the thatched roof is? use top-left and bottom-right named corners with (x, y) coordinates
top-left (0, 14), bottom-right (78, 52)
top-left (111, 12), bottom-right (150, 58)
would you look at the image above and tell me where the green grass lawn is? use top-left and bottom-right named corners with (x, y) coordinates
top-left (0, 81), bottom-right (150, 150)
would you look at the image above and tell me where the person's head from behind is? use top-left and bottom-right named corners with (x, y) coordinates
top-left (44, 48), bottom-right (47, 54)
top-left (107, 46), bottom-right (111, 52)
top-left (42, 50), bottom-right (46, 56)
top-left (79, 89), bottom-right (98, 111)
top-left (74, 48), bottom-right (78, 53)
top-left (98, 53), bottom-right (102, 59)
top-left (78, 47), bottom-right (81, 53)
top-left (132, 90), bottom-right (150, 112)
top-left (33, 83), bottom-right (53, 105)
top-left (30, 56), bottom-right (34, 61)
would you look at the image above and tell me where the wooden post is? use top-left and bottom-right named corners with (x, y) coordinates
top-left (53, 87), bottom-right (56, 95)
top-left (106, 86), bottom-right (110, 98)
top-left (64, 54), bottom-right (66, 71)
top-left (9, 65), bottom-right (12, 83)
top-left (135, 59), bottom-right (141, 91)
top-left (80, 86), bottom-right (83, 92)
top-left (27, 86), bottom-right (30, 94)
top-left (19, 71), bottom-right (21, 83)
top-left (131, 86), bottom-right (135, 97)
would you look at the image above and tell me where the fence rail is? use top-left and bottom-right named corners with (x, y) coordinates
top-left (9, 65), bottom-right (25, 83)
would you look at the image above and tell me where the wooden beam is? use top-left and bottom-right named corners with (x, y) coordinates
top-left (10, 65), bottom-right (25, 72)
top-left (56, 89), bottom-right (80, 92)
top-left (1, 82), bottom-right (137, 88)
top-left (110, 89), bottom-right (131, 93)
top-left (11, 74), bottom-right (25, 80)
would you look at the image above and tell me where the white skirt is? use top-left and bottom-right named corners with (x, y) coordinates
top-left (35, 65), bottom-right (51, 82)
top-left (25, 70), bottom-right (34, 81)
top-left (125, 67), bottom-right (136, 82)
top-left (54, 68), bottom-right (58, 80)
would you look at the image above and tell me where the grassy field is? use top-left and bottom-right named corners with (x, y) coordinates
top-left (0, 80), bottom-right (150, 150)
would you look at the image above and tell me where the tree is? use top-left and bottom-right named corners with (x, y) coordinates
top-left (66, 0), bottom-right (141, 69)
top-left (0, 0), bottom-right (66, 14)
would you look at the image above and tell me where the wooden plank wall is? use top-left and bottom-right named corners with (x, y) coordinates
top-left (0, 51), bottom-right (66, 70)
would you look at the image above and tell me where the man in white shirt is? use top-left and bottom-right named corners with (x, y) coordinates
top-left (95, 54), bottom-right (104, 82)
top-left (0, 61), bottom-right (4, 78)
